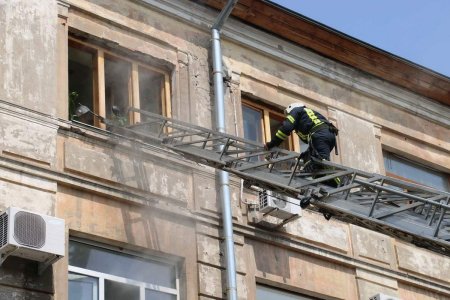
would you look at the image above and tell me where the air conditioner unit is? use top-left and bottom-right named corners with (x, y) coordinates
top-left (259, 190), bottom-right (301, 219)
top-left (0, 207), bottom-right (65, 272)
top-left (369, 293), bottom-right (400, 300)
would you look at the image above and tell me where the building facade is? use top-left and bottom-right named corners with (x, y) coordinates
top-left (0, 0), bottom-right (449, 299)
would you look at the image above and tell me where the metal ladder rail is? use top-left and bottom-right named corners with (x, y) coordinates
top-left (120, 108), bottom-right (450, 256)
top-left (166, 136), bottom-right (450, 255)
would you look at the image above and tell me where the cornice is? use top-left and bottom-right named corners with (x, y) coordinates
top-left (137, 0), bottom-right (450, 127)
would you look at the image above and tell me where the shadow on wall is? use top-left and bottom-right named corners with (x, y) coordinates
top-left (109, 142), bottom-right (162, 251)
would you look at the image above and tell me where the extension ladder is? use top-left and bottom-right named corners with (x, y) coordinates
top-left (114, 108), bottom-right (450, 257)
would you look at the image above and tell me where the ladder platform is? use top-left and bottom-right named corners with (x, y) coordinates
top-left (118, 108), bottom-right (450, 256)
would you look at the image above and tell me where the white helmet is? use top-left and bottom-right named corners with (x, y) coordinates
top-left (284, 103), bottom-right (305, 115)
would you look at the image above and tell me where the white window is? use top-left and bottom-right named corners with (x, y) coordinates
top-left (256, 284), bottom-right (320, 300)
top-left (68, 240), bottom-right (179, 300)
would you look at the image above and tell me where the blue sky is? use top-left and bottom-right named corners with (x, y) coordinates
top-left (269, 0), bottom-right (450, 77)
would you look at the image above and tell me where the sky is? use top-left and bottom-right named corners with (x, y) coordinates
top-left (269, 0), bottom-right (450, 78)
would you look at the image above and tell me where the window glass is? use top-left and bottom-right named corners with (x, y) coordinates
top-left (256, 284), bottom-right (319, 300)
top-left (68, 44), bottom-right (94, 124)
top-left (68, 273), bottom-right (98, 300)
top-left (242, 100), bottom-right (295, 152)
top-left (242, 105), bottom-right (263, 143)
top-left (105, 56), bottom-right (131, 123)
top-left (384, 151), bottom-right (449, 191)
top-left (105, 280), bottom-right (140, 300)
top-left (69, 241), bottom-right (176, 288)
top-left (145, 290), bottom-right (177, 300)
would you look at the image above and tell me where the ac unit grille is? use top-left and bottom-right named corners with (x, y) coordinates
top-left (259, 190), bottom-right (287, 209)
top-left (14, 211), bottom-right (46, 248)
top-left (0, 214), bottom-right (8, 247)
top-left (259, 190), bottom-right (269, 208)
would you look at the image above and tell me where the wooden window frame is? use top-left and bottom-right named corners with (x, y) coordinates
top-left (69, 37), bottom-right (171, 129)
top-left (241, 99), bottom-right (300, 152)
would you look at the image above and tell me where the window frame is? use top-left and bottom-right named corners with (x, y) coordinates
top-left (383, 150), bottom-right (450, 191)
top-left (68, 37), bottom-right (171, 129)
top-left (256, 283), bottom-right (322, 300)
top-left (241, 98), bottom-right (300, 152)
top-left (68, 238), bottom-right (180, 300)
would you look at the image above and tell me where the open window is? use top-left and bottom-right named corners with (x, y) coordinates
top-left (68, 37), bottom-right (171, 129)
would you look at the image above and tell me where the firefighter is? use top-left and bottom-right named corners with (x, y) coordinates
top-left (264, 103), bottom-right (340, 188)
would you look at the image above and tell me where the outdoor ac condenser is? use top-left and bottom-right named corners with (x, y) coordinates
top-left (259, 190), bottom-right (301, 219)
top-left (369, 293), bottom-right (400, 300)
top-left (0, 207), bottom-right (65, 270)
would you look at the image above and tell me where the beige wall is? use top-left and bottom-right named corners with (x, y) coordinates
top-left (0, 0), bottom-right (448, 299)
top-left (0, 0), bottom-right (58, 116)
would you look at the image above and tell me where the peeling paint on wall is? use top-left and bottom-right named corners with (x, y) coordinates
top-left (0, 0), bottom-right (58, 115)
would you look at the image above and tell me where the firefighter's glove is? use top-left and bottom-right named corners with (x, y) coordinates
top-left (299, 150), bottom-right (308, 161)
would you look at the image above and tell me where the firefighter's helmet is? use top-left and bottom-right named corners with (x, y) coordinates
top-left (284, 103), bottom-right (305, 115)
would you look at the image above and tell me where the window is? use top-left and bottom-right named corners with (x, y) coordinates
top-left (68, 240), bottom-right (179, 300)
top-left (383, 151), bottom-right (449, 192)
top-left (68, 38), bottom-right (170, 128)
top-left (256, 284), bottom-right (321, 300)
top-left (242, 99), bottom-right (298, 151)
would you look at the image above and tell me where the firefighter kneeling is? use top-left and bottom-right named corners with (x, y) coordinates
top-left (265, 103), bottom-right (340, 216)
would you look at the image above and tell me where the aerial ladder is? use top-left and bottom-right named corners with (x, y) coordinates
top-left (107, 107), bottom-right (450, 257)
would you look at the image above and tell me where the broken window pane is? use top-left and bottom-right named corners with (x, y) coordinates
top-left (105, 55), bottom-right (131, 124)
top-left (139, 66), bottom-right (164, 115)
top-left (68, 43), bottom-right (94, 125)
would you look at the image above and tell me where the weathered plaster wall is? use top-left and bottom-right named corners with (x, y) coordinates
top-left (63, 138), bottom-right (193, 204)
top-left (0, 0), bottom-right (58, 115)
top-left (0, 167), bottom-right (56, 214)
top-left (196, 223), bottom-right (248, 299)
top-left (0, 110), bottom-right (58, 167)
top-left (246, 238), bottom-right (358, 299)
top-left (399, 282), bottom-right (450, 300)
top-left (335, 111), bottom-right (381, 172)
top-left (56, 184), bottom-right (199, 299)
top-left (0, 257), bottom-right (54, 300)
top-left (0, 0), bottom-right (448, 299)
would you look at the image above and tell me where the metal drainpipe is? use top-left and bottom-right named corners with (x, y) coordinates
top-left (211, 1), bottom-right (238, 299)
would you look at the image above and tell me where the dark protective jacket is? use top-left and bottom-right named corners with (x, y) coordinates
top-left (266, 106), bottom-right (333, 149)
